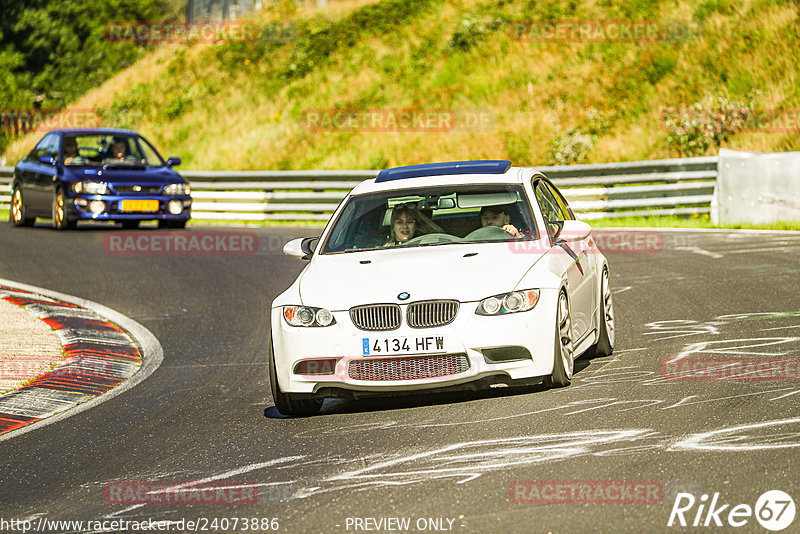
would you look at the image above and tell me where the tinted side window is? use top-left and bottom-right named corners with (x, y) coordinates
top-left (545, 181), bottom-right (575, 221)
top-left (29, 134), bottom-right (57, 160)
top-left (535, 182), bottom-right (566, 240)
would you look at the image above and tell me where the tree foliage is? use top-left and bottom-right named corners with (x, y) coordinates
top-left (0, 0), bottom-right (175, 152)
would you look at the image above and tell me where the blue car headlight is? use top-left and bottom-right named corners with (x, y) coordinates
top-left (163, 183), bottom-right (191, 196)
top-left (476, 289), bottom-right (540, 315)
top-left (283, 306), bottom-right (336, 327)
top-left (73, 181), bottom-right (109, 195)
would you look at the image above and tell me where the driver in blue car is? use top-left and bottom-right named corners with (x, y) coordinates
top-left (480, 205), bottom-right (522, 237)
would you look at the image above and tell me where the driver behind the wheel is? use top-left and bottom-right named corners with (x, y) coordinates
top-left (479, 205), bottom-right (522, 237)
top-left (384, 204), bottom-right (443, 246)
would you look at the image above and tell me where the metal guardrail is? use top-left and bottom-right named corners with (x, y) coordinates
top-left (0, 156), bottom-right (718, 222)
top-left (0, 167), bottom-right (12, 212)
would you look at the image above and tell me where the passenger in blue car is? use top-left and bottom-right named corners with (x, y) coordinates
top-left (105, 136), bottom-right (139, 164)
top-left (62, 137), bottom-right (84, 166)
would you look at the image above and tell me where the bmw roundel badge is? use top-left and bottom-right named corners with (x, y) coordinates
top-left (398, 292), bottom-right (410, 301)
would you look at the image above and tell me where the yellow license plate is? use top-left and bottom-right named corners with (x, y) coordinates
top-left (121, 200), bottom-right (159, 212)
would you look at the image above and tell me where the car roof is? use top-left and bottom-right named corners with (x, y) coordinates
top-left (45, 128), bottom-right (141, 136)
top-left (349, 162), bottom-right (543, 195)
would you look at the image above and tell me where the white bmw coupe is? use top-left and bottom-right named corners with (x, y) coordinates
top-left (270, 161), bottom-right (614, 416)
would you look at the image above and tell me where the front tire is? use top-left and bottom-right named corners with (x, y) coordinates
top-left (10, 187), bottom-right (35, 227)
top-left (544, 291), bottom-right (574, 388)
top-left (52, 188), bottom-right (76, 230)
top-left (588, 267), bottom-right (615, 357)
top-left (269, 339), bottom-right (323, 417)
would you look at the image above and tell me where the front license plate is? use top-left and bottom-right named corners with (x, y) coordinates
top-left (120, 199), bottom-right (159, 212)
top-left (362, 336), bottom-right (446, 356)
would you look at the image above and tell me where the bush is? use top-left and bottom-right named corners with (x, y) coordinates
top-left (548, 131), bottom-right (593, 165)
top-left (661, 95), bottom-right (756, 156)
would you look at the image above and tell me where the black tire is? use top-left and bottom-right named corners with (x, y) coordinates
top-left (158, 220), bottom-right (187, 229)
top-left (588, 267), bottom-right (615, 357)
top-left (10, 187), bottom-right (35, 227)
top-left (269, 339), bottom-right (323, 417)
top-left (121, 220), bottom-right (140, 230)
top-left (544, 291), bottom-right (574, 388)
top-left (52, 188), bottom-right (76, 230)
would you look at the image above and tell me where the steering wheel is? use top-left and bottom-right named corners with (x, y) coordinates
top-left (401, 233), bottom-right (461, 246)
top-left (463, 225), bottom-right (514, 240)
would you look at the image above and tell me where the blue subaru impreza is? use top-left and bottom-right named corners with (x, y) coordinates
top-left (10, 128), bottom-right (191, 230)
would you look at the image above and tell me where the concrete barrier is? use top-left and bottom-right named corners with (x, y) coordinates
top-left (714, 149), bottom-right (800, 225)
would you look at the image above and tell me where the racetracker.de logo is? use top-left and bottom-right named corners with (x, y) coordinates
top-left (661, 108), bottom-right (800, 134)
top-left (509, 480), bottom-right (663, 504)
top-left (104, 482), bottom-right (258, 506)
top-left (105, 231), bottom-right (258, 255)
top-left (661, 357), bottom-right (800, 382)
top-left (508, 230), bottom-right (664, 254)
top-left (509, 19), bottom-right (702, 42)
top-left (0, 108), bottom-right (101, 133)
top-left (300, 108), bottom-right (494, 132)
top-left (104, 20), bottom-right (258, 44)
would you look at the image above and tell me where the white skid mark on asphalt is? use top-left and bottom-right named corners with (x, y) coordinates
top-left (759, 324), bottom-right (800, 332)
top-left (314, 430), bottom-right (652, 492)
top-left (659, 387), bottom-right (797, 410)
top-left (670, 417), bottom-right (800, 451)
top-left (612, 286), bottom-right (633, 294)
top-left (770, 388), bottom-right (800, 400)
top-left (665, 337), bottom-right (800, 362)
top-left (662, 396), bottom-right (698, 409)
top-left (674, 246), bottom-right (724, 259)
top-left (144, 456), bottom-right (306, 496)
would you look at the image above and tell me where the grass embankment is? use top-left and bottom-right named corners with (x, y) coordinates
top-left (3, 0), bottom-right (799, 170)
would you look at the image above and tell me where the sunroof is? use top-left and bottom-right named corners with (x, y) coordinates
top-left (375, 160), bottom-right (512, 182)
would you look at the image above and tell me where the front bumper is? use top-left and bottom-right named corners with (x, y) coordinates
top-left (270, 290), bottom-right (560, 395)
top-left (65, 193), bottom-right (192, 221)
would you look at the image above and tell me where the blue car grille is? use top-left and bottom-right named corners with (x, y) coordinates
top-left (112, 185), bottom-right (162, 194)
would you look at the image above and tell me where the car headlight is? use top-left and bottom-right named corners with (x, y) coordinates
top-left (283, 306), bottom-right (336, 327)
top-left (163, 183), bottom-right (191, 196)
top-left (73, 181), bottom-right (109, 195)
top-left (476, 289), bottom-right (540, 316)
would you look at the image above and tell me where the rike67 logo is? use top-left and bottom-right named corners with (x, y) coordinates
top-left (668, 490), bottom-right (796, 531)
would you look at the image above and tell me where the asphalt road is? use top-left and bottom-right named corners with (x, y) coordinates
top-left (1, 222), bottom-right (800, 533)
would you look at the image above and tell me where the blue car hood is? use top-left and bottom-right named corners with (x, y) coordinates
top-left (65, 165), bottom-right (183, 185)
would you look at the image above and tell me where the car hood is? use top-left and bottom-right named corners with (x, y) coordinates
top-left (65, 165), bottom-right (182, 185)
top-left (299, 242), bottom-right (546, 310)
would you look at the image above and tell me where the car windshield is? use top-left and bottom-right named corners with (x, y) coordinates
top-left (321, 184), bottom-right (538, 254)
top-left (62, 134), bottom-right (166, 167)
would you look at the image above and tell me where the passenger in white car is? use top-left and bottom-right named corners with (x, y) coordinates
top-left (479, 205), bottom-right (522, 237)
top-left (384, 204), bottom-right (443, 246)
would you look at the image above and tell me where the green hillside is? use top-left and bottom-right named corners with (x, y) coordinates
top-left (4, 0), bottom-right (799, 169)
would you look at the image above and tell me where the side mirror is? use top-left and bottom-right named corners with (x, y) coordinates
top-left (167, 157), bottom-right (182, 167)
top-left (556, 220), bottom-right (592, 242)
top-left (38, 155), bottom-right (56, 165)
top-left (283, 237), bottom-right (319, 260)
